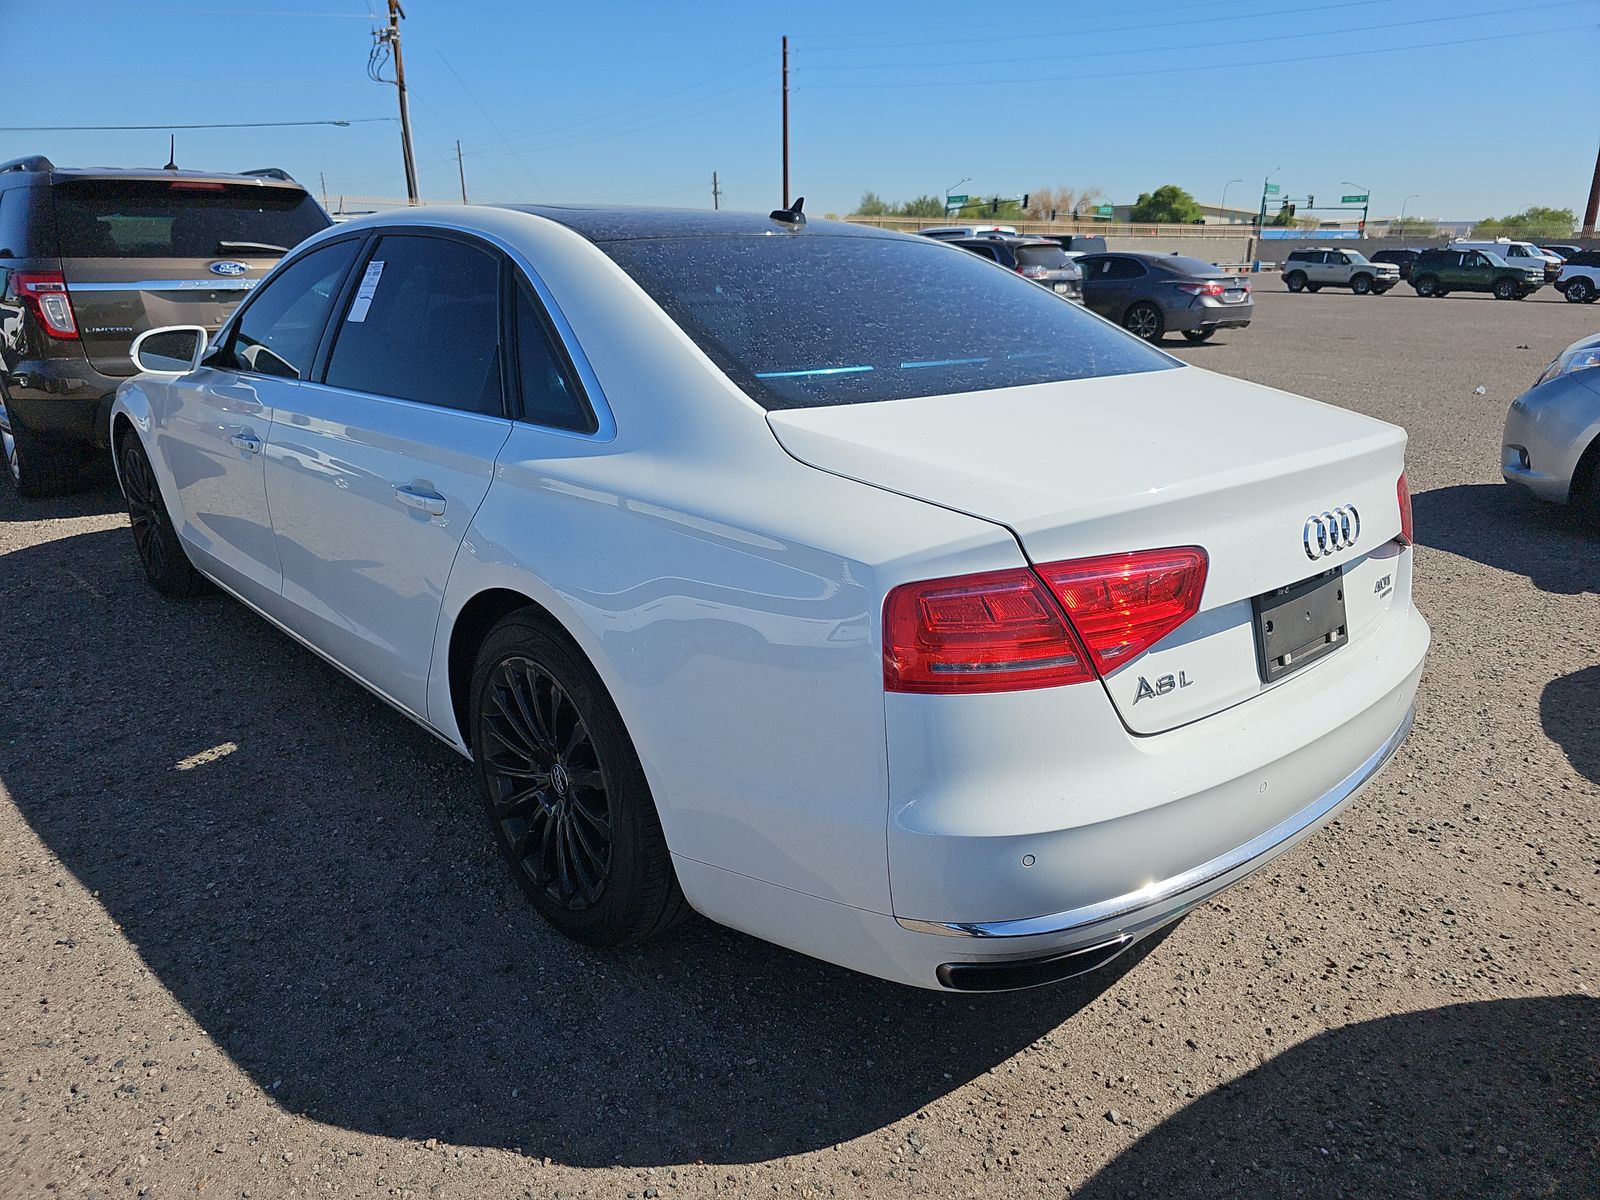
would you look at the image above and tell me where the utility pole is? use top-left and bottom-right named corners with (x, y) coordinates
top-left (455, 140), bottom-right (468, 203)
top-left (712, 170), bottom-right (721, 210)
top-left (319, 171), bottom-right (328, 208)
top-left (781, 36), bottom-right (790, 207)
top-left (379, 0), bottom-right (419, 205)
top-left (1583, 136), bottom-right (1600, 238)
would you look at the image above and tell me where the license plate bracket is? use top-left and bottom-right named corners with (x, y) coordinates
top-left (1253, 568), bottom-right (1347, 683)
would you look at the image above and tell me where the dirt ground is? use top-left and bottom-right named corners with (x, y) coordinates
top-left (1, 282), bottom-right (1596, 1199)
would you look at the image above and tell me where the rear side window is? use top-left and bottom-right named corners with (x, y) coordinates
top-left (513, 279), bottom-right (594, 433)
top-left (602, 234), bottom-right (1175, 410)
top-left (0, 185), bottom-right (54, 257)
top-left (221, 238), bottom-right (360, 378)
top-left (325, 233), bottom-right (503, 415)
top-left (51, 180), bottom-right (329, 259)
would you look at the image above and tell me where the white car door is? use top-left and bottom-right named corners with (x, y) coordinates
top-left (156, 238), bottom-right (362, 607)
top-left (261, 231), bottom-right (513, 717)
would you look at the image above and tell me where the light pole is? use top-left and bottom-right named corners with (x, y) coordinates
top-left (1342, 180), bottom-right (1371, 234)
top-left (1399, 193), bottom-right (1419, 224)
top-left (1220, 178), bottom-right (1243, 222)
top-left (945, 176), bottom-right (971, 216)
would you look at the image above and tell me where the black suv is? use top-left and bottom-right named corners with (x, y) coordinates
top-left (0, 157), bottom-right (330, 494)
top-left (947, 235), bottom-right (1083, 302)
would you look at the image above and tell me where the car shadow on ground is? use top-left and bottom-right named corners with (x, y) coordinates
top-left (0, 473), bottom-right (123, 521)
top-left (1540, 664), bottom-right (1600, 787)
top-left (1076, 995), bottom-right (1599, 1199)
top-left (1412, 483), bottom-right (1598, 594)
top-left (1, 522), bottom-right (1161, 1168)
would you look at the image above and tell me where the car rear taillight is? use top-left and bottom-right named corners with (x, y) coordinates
top-left (882, 546), bottom-right (1208, 693)
top-left (1019, 265), bottom-right (1048, 279)
top-left (1175, 281), bottom-right (1226, 296)
top-left (1035, 547), bottom-right (1209, 675)
top-left (15, 271), bottom-right (78, 339)
top-left (882, 567), bottom-right (1095, 693)
top-left (1397, 472), bottom-right (1413, 545)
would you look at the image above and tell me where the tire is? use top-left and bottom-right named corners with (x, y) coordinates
top-left (1123, 301), bottom-right (1165, 341)
top-left (1373, 285), bottom-right (1393, 295)
top-left (1413, 275), bottom-right (1439, 297)
top-left (470, 613), bottom-right (689, 947)
top-left (1181, 328), bottom-right (1215, 343)
top-left (1284, 271), bottom-right (1307, 293)
top-left (1493, 278), bottom-right (1518, 301)
top-left (1, 401), bottom-right (82, 498)
top-left (1563, 277), bottom-right (1593, 303)
top-left (117, 429), bottom-right (207, 597)
top-left (1573, 445), bottom-right (1600, 527)
top-left (1350, 273), bottom-right (1373, 295)
top-left (1305, 283), bottom-right (1322, 293)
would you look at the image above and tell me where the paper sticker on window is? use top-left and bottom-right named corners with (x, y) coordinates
top-left (346, 260), bottom-right (385, 323)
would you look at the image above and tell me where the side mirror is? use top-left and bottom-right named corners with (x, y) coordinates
top-left (130, 325), bottom-right (209, 376)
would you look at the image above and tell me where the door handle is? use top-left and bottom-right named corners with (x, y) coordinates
top-left (393, 483), bottom-right (447, 517)
top-left (229, 430), bottom-right (262, 454)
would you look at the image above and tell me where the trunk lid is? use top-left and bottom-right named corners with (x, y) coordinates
top-left (769, 366), bottom-right (1410, 734)
top-left (60, 257), bottom-right (268, 377)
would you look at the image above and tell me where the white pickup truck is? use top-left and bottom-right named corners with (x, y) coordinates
top-left (1281, 247), bottom-right (1402, 295)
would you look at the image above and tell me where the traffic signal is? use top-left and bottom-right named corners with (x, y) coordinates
top-left (1049, 208), bottom-right (1058, 221)
top-left (1307, 194), bottom-right (1314, 209)
top-left (1287, 203), bottom-right (1297, 217)
top-left (990, 197), bottom-right (999, 214)
top-left (1021, 194), bottom-right (1029, 208)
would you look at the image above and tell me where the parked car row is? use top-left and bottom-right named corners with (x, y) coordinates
top-left (1, 171), bottom-right (1433, 990)
top-left (1285, 237), bottom-right (1600, 304)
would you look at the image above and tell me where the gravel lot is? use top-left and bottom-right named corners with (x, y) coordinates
top-left (2, 281), bottom-right (1597, 1200)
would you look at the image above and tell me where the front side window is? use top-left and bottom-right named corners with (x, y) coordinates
top-left (324, 234), bottom-right (503, 415)
top-left (220, 238), bottom-right (359, 378)
top-left (601, 234), bottom-right (1175, 410)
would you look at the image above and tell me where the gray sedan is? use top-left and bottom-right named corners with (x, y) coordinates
top-left (1077, 252), bottom-right (1253, 342)
top-left (1501, 333), bottom-right (1600, 521)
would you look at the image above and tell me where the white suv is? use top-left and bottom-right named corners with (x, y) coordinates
top-left (1281, 248), bottom-right (1401, 295)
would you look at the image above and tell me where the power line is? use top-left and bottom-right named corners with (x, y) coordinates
top-left (431, 45), bottom-right (552, 200)
top-left (802, 23), bottom-right (1598, 90)
top-left (802, 0), bottom-right (1589, 71)
top-left (801, 0), bottom-right (1398, 53)
top-left (0, 118), bottom-right (390, 131)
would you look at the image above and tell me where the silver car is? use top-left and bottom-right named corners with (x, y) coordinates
top-left (1501, 333), bottom-right (1600, 521)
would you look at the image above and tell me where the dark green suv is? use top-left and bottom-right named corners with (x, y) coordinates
top-left (1408, 247), bottom-right (1545, 300)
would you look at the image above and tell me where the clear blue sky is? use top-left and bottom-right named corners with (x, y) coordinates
top-left (3, 0), bottom-right (1596, 220)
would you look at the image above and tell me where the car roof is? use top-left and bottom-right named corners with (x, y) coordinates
top-left (496, 204), bottom-right (901, 243)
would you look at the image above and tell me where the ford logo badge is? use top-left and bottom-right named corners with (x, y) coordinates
top-left (209, 261), bottom-right (249, 277)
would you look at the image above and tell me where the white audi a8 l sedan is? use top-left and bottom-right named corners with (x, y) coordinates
top-left (112, 204), bottom-right (1428, 991)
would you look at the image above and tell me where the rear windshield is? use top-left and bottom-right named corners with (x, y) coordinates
top-left (52, 180), bottom-right (330, 259)
top-left (1159, 255), bottom-right (1229, 276)
top-left (602, 234), bottom-right (1177, 410)
top-left (1014, 244), bottom-right (1072, 269)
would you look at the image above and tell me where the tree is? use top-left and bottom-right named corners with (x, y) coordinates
top-left (856, 191), bottom-right (891, 216)
top-left (1127, 184), bottom-right (1203, 224)
top-left (1026, 184), bottom-right (1106, 221)
top-left (1386, 216), bottom-right (1438, 236)
top-left (899, 194), bottom-right (945, 218)
top-left (1475, 205), bottom-right (1575, 238)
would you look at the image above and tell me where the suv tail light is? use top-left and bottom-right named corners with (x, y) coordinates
top-left (1175, 281), bottom-right (1225, 296)
top-left (1397, 471), bottom-right (1413, 545)
top-left (1035, 548), bottom-right (1208, 675)
top-left (15, 271), bottom-right (79, 339)
top-left (882, 546), bottom-right (1208, 693)
top-left (883, 567), bottom-right (1095, 693)
top-left (1018, 265), bottom-right (1048, 279)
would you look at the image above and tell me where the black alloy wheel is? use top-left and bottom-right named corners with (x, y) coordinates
top-left (470, 615), bottom-right (688, 946)
top-left (1494, 278), bottom-right (1518, 301)
top-left (1414, 275), bottom-right (1439, 297)
top-left (1351, 273), bottom-right (1373, 295)
top-left (480, 655), bottom-right (614, 912)
top-left (1564, 278), bottom-right (1593, 303)
top-left (119, 431), bottom-right (206, 596)
top-left (1284, 271), bottom-right (1307, 292)
top-left (1124, 301), bottom-right (1165, 341)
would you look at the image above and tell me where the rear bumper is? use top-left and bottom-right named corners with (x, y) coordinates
top-left (1173, 298), bottom-right (1254, 331)
top-left (2, 355), bottom-right (124, 446)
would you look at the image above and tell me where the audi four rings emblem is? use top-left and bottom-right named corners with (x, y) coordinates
top-left (1303, 505), bottom-right (1360, 559)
